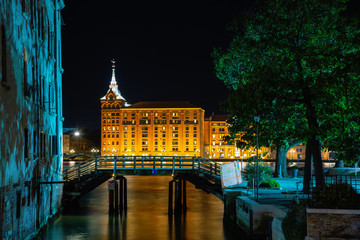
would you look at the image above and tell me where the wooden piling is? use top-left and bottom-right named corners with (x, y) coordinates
top-left (182, 179), bottom-right (187, 211)
top-left (109, 188), bottom-right (114, 213)
top-left (119, 178), bottom-right (124, 211)
top-left (174, 180), bottom-right (182, 214)
top-left (124, 177), bottom-right (127, 211)
top-left (168, 180), bottom-right (173, 214)
top-left (114, 181), bottom-right (119, 213)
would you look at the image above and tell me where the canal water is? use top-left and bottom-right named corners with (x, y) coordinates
top-left (43, 176), bottom-right (242, 240)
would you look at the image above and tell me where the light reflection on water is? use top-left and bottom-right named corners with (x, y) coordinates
top-left (44, 176), bottom-right (241, 240)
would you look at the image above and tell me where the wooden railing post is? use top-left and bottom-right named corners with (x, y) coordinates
top-left (113, 157), bottom-right (117, 176)
top-left (153, 157), bottom-right (156, 169)
top-left (192, 158), bottom-right (195, 171)
top-left (77, 163), bottom-right (81, 181)
top-left (65, 169), bottom-right (68, 182)
top-left (210, 163), bottom-right (213, 176)
top-left (179, 157), bottom-right (182, 168)
top-left (142, 157), bottom-right (144, 168)
top-left (161, 157), bottom-right (163, 168)
top-left (172, 157), bottom-right (175, 175)
top-left (122, 157), bottom-right (125, 168)
top-left (134, 157), bottom-right (137, 174)
top-left (95, 157), bottom-right (98, 175)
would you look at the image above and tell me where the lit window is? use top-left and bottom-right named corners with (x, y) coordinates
top-left (212, 134), bottom-right (215, 138)
top-left (194, 141), bottom-right (197, 145)
top-left (162, 127), bottom-right (166, 131)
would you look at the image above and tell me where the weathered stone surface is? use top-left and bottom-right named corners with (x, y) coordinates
top-left (307, 208), bottom-right (360, 239)
top-left (0, 0), bottom-right (64, 239)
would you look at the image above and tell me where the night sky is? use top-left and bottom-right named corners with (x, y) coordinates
top-left (61, 0), bottom-right (254, 130)
top-left (61, 0), bottom-right (360, 131)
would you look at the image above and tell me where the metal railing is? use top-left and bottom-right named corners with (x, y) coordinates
top-left (63, 156), bottom-right (221, 182)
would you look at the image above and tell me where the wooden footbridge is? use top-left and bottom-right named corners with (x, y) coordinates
top-left (62, 156), bottom-right (223, 210)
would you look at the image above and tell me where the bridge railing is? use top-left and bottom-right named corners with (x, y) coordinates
top-left (63, 156), bottom-right (222, 182)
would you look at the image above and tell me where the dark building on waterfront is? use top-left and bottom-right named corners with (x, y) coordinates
top-left (0, 0), bottom-right (65, 238)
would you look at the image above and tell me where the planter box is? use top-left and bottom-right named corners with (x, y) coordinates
top-left (307, 208), bottom-right (360, 239)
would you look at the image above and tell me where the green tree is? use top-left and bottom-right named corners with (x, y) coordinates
top-left (213, 0), bottom-right (360, 190)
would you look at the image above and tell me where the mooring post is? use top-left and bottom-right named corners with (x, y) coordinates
top-left (168, 180), bottom-right (173, 215)
top-left (108, 181), bottom-right (115, 213)
top-left (174, 180), bottom-right (182, 214)
top-left (119, 177), bottom-right (124, 211)
top-left (114, 180), bottom-right (119, 213)
top-left (182, 179), bottom-right (187, 211)
top-left (124, 177), bottom-right (128, 211)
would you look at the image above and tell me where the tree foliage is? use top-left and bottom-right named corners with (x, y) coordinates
top-left (213, 0), bottom-right (360, 175)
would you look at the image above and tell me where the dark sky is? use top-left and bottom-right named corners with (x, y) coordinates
top-left (61, 0), bottom-right (360, 131)
top-left (61, 0), bottom-right (254, 130)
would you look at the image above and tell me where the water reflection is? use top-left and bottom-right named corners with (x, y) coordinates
top-left (44, 176), bottom-right (242, 240)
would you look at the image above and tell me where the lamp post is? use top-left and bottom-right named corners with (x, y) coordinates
top-left (254, 116), bottom-right (260, 202)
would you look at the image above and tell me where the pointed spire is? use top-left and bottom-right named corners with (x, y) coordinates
top-left (110, 59), bottom-right (118, 87)
top-left (101, 59), bottom-right (126, 101)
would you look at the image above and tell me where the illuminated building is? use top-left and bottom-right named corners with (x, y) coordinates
top-left (204, 114), bottom-right (271, 159)
top-left (101, 61), bottom-right (204, 157)
top-left (0, 0), bottom-right (65, 239)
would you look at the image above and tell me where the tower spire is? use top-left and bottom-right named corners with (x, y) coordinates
top-left (100, 59), bottom-right (126, 101)
top-left (110, 59), bottom-right (117, 87)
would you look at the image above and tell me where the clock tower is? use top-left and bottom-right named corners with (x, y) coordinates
top-left (100, 60), bottom-right (126, 155)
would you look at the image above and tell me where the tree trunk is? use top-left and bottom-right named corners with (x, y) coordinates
top-left (312, 136), bottom-right (325, 188)
top-left (275, 141), bottom-right (300, 178)
top-left (303, 136), bottom-right (325, 193)
top-left (303, 139), bottom-right (313, 193)
top-left (302, 85), bottom-right (325, 190)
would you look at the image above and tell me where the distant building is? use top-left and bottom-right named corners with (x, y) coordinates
top-left (101, 62), bottom-right (204, 156)
top-left (100, 62), bottom-right (273, 158)
top-left (63, 129), bottom-right (98, 155)
top-left (0, 0), bottom-right (64, 239)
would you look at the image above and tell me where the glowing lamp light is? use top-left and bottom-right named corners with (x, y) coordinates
top-left (74, 131), bottom-right (80, 136)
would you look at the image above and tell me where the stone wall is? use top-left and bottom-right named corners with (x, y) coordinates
top-left (307, 208), bottom-right (360, 239)
top-left (0, 0), bottom-right (64, 238)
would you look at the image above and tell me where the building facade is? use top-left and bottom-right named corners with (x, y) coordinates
top-left (0, 0), bottom-right (64, 239)
top-left (101, 63), bottom-right (273, 158)
top-left (101, 64), bottom-right (204, 157)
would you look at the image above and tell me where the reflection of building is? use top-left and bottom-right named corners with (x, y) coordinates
top-left (101, 62), bottom-right (271, 158)
top-left (0, 1), bottom-right (65, 239)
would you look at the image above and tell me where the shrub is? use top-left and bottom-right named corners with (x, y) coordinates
top-left (282, 202), bottom-right (307, 240)
top-left (310, 182), bottom-right (360, 209)
top-left (242, 159), bottom-right (272, 187)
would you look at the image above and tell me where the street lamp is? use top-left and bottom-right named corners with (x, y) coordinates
top-left (254, 116), bottom-right (260, 202)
